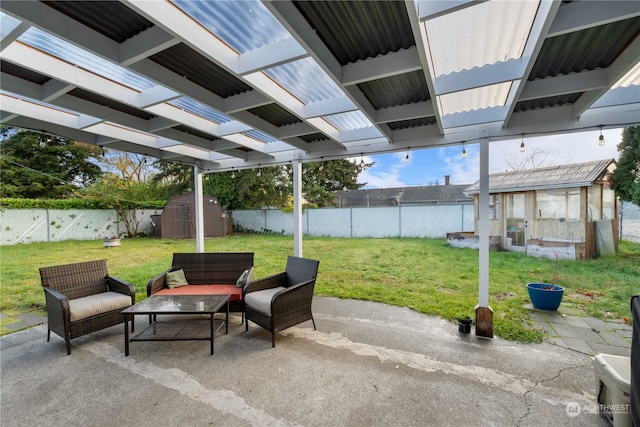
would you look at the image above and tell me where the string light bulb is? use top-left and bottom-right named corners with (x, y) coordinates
top-left (230, 168), bottom-right (235, 179)
top-left (319, 157), bottom-right (324, 171)
top-left (462, 142), bottom-right (467, 158)
top-left (404, 148), bottom-right (410, 164)
top-left (520, 135), bottom-right (525, 153)
top-left (598, 126), bottom-right (605, 146)
top-left (360, 153), bottom-right (364, 165)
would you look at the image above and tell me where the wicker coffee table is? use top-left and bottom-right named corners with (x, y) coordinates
top-left (122, 294), bottom-right (229, 356)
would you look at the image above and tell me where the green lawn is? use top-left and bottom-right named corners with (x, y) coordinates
top-left (1, 235), bottom-right (638, 342)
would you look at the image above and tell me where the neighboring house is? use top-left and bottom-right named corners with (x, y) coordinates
top-left (462, 159), bottom-right (618, 260)
top-left (335, 176), bottom-right (473, 207)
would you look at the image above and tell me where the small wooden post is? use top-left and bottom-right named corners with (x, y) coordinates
top-left (475, 305), bottom-right (493, 338)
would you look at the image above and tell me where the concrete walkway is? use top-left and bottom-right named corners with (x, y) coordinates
top-left (0, 297), bottom-right (619, 426)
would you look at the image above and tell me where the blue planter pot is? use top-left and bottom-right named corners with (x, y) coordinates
top-left (527, 283), bottom-right (564, 311)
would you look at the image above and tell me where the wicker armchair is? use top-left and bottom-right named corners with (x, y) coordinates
top-left (244, 256), bottom-right (320, 347)
top-left (39, 259), bottom-right (135, 355)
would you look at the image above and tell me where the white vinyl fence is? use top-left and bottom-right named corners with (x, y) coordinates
top-left (0, 209), bottom-right (161, 245)
top-left (2, 202), bottom-right (639, 245)
top-left (233, 204), bottom-right (476, 238)
top-left (620, 201), bottom-right (640, 243)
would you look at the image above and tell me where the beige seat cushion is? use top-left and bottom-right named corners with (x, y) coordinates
top-left (244, 287), bottom-right (286, 315)
top-left (69, 292), bottom-right (132, 322)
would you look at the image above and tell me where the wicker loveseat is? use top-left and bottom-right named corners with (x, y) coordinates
top-left (147, 252), bottom-right (254, 316)
top-left (244, 256), bottom-right (320, 347)
top-left (39, 259), bottom-right (136, 355)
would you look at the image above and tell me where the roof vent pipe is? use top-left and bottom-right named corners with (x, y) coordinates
top-left (445, 175), bottom-right (451, 185)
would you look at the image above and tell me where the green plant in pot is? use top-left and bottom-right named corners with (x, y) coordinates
top-left (456, 315), bottom-right (472, 333)
top-left (527, 248), bottom-right (564, 311)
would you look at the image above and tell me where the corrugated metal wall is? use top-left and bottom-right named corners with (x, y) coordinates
top-left (620, 201), bottom-right (640, 243)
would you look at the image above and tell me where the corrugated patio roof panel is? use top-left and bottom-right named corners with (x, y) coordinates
top-left (387, 117), bottom-right (437, 131)
top-left (1, 60), bottom-right (51, 85)
top-left (150, 43), bottom-right (253, 98)
top-left (248, 104), bottom-right (302, 127)
top-left (42, 1), bottom-right (154, 43)
top-left (514, 93), bottom-right (582, 113)
top-left (293, 0), bottom-right (415, 66)
top-left (69, 88), bottom-right (155, 120)
top-left (529, 17), bottom-right (640, 80)
top-left (465, 158), bottom-right (615, 194)
top-left (358, 70), bottom-right (431, 109)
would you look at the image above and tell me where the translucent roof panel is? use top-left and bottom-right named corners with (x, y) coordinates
top-left (244, 129), bottom-right (277, 143)
top-left (424, 1), bottom-right (539, 77)
top-left (264, 57), bottom-right (344, 105)
top-left (612, 62), bottom-right (640, 89)
top-left (438, 82), bottom-right (512, 115)
top-left (169, 97), bottom-right (234, 124)
top-left (171, 0), bottom-right (292, 54)
top-left (324, 111), bottom-right (380, 133)
top-left (18, 27), bottom-right (156, 91)
top-left (1, 12), bottom-right (22, 39)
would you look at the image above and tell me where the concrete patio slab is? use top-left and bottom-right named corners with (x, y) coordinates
top-left (1, 297), bottom-right (613, 427)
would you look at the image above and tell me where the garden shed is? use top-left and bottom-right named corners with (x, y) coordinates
top-left (460, 159), bottom-right (618, 260)
top-left (160, 192), bottom-right (230, 239)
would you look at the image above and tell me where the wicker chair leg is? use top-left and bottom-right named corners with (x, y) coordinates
top-left (65, 339), bottom-right (71, 355)
top-left (245, 319), bottom-right (249, 332)
top-left (311, 317), bottom-right (316, 330)
top-left (47, 329), bottom-right (50, 342)
top-left (272, 332), bottom-right (276, 348)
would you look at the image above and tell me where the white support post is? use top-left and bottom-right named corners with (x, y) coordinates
top-left (193, 165), bottom-right (205, 253)
top-left (292, 157), bottom-right (303, 257)
top-left (476, 138), bottom-right (493, 338)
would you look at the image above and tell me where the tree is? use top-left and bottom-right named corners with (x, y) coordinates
top-left (154, 156), bottom-right (371, 210)
top-left (612, 126), bottom-right (640, 206)
top-left (0, 127), bottom-right (102, 198)
top-left (300, 158), bottom-right (370, 207)
top-left (504, 147), bottom-right (558, 171)
top-left (83, 173), bottom-right (165, 237)
top-left (97, 148), bottom-right (156, 182)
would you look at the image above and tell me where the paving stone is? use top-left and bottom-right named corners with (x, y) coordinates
top-left (582, 317), bottom-right (610, 331)
top-left (598, 330), bottom-right (632, 347)
top-left (608, 322), bottom-right (633, 331)
top-left (0, 312), bottom-right (8, 320)
top-left (617, 329), bottom-right (633, 339)
top-left (561, 337), bottom-right (595, 355)
top-left (16, 313), bottom-right (46, 326)
top-left (544, 312), bottom-right (568, 325)
top-left (530, 320), bottom-right (555, 336)
top-left (528, 311), bottom-right (547, 323)
top-left (564, 315), bottom-right (591, 329)
top-left (589, 342), bottom-right (631, 358)
top-left (573, 327), bottom-right (607, 345)
top-left (5, 321), bottom-right (28, 331)
top-left (549, 322), bottom-right (579, 338)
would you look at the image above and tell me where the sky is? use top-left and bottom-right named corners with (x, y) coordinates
top-left (358, 128), bottom-right (624, 189)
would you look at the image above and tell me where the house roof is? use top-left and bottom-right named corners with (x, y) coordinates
top-left (465, 158), bottom-right (616, 194)
top-left (1, 1), bottom-right (638, 172)
top-left (336, 184), bottom-right (472, 207)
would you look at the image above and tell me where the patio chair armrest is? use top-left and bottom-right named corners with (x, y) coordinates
top-left (244, 272), bottom-right (287, 296)
top-left (146, 268), bottom-right (174, 296)
top-left (271, 279), bottom-right (316, 315)
top-left (43, 287), bottom-right (70, 321)
top-left (106, 276), bottom-right (136, 301)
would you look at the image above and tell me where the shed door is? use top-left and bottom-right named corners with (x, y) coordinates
top-left (176, 203), bottom-right (195, 238)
